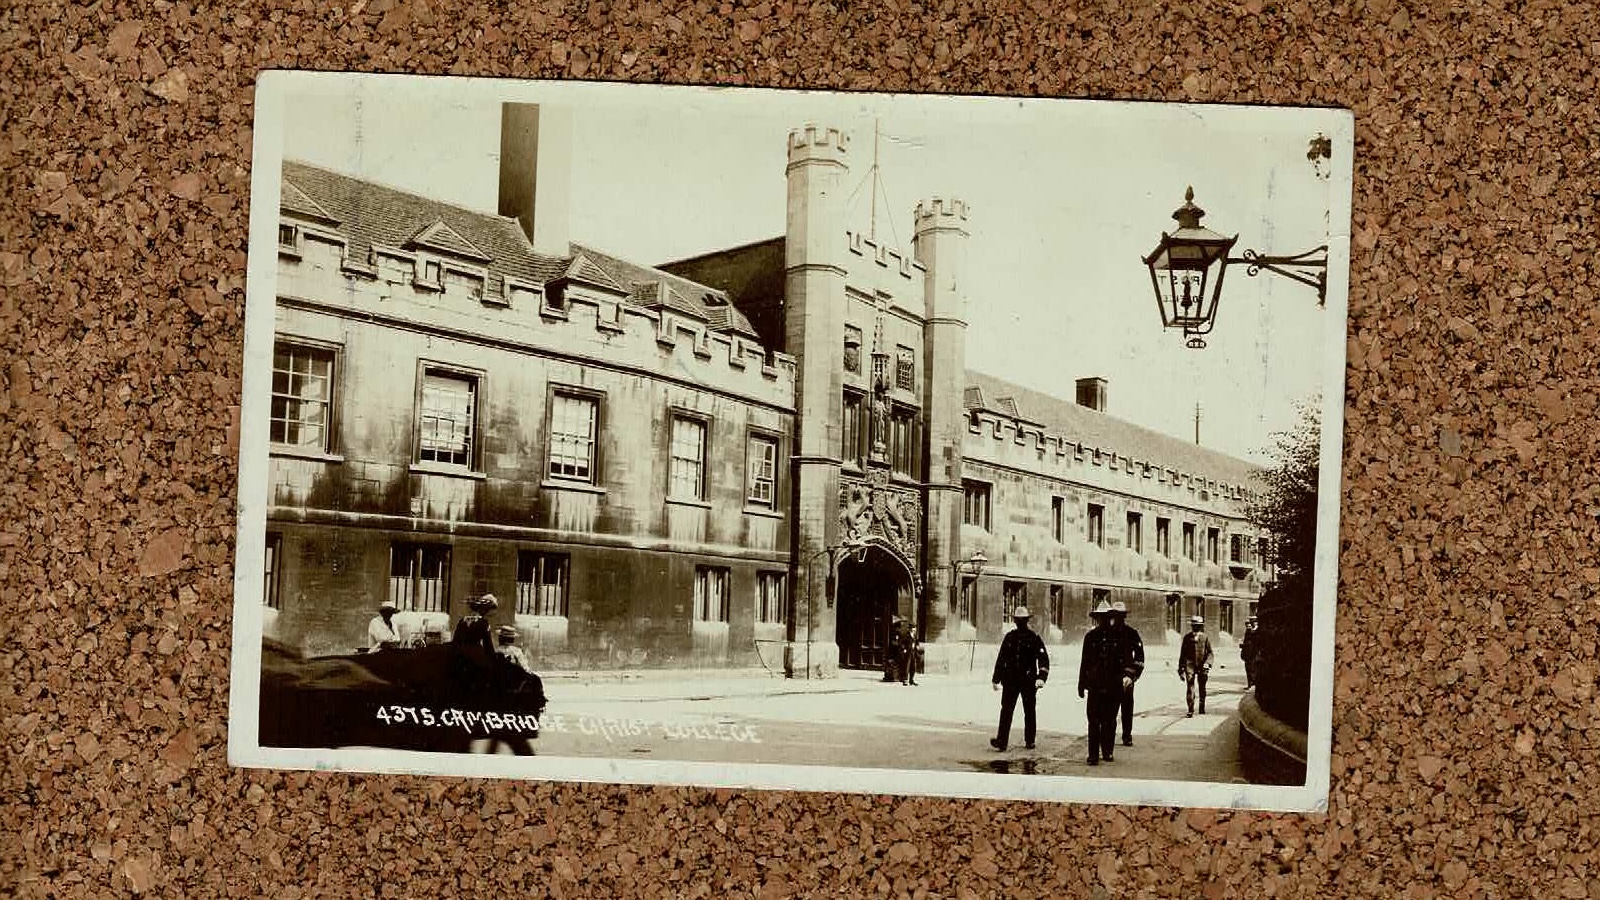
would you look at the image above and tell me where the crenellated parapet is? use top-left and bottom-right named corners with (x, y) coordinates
top-left (787, 123), bottom-right (850, 165)
top-left (276, 233), bottom-right (797, 408)
top-left (914, 197), bottom-right (970, 233)
top-left (963, 405), bottom-right (1262, 510)
top-left (846, 231), bottom-right (927, 280)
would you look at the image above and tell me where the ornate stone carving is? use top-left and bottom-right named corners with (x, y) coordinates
top-left (839, 471), bottom-right (921, 564)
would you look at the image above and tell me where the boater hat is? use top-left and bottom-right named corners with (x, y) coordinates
top-left (1112, 601), bottom-right (1128, 614)
top-left (378, 600), bottom-right (397, 612)
top-left (1011, 605), bottom-right (1031, 619)
top-left (1091, 599), bottom-right (1115, 617)
top-left (1190, 615), bottom-right (1205, 625)
top-left (496, 624), bottom-right (518, 642)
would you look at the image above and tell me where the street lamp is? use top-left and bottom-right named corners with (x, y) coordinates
top-left (792, 538), bottom-right (870, 680)
top-left (1142, 186), bottom-right (1328, 349)
top-left (949, 549), bottom-right (988, 618)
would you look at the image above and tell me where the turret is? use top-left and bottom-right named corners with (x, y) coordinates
top-left (783, 123), bottom-right (850, 677)
top-left (914, 197), bottom-right (970, 647)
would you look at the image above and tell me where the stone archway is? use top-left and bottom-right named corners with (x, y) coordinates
top-left (834, 542), bottom-right (916, 671)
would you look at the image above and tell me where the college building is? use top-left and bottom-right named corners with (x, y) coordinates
top-left (260, 103), bottom-right (1271, 676)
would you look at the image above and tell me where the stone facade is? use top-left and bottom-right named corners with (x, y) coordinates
top-left (260, 103), bottom-right (1269, 676)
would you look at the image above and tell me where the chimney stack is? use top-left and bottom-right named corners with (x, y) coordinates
top-left (1075, 377), bottom-right (1107, 413)
top-left (498, 103), bottom-right (572, 258)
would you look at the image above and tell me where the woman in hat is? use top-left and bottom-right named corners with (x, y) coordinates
top-left (367, 600), bottom-right (402, 652)
top-left (452, 593), bottom-right (498, 652)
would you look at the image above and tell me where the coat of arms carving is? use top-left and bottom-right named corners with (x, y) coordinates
top-left (838, 471), bottom-right (920, 562)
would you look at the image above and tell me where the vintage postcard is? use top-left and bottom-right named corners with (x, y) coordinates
top-left (228, 71), bottom-right (1352, 812)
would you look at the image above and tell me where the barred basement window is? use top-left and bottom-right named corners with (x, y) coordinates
top-left (957, 577), bottom-right (977, 627)
top-left (263, 533), bottom-right (282, 609)
top-left (756, 572), bottom-right (786, 625)
top-left (1003, 581), bottom-right (1027, 620)
top-left (1049, 584), bottom-right (1065, 629)
top-left (515, 551), bottom-right (569, 617)
top-left (694, 566), bottom-right (730, 623)
top-left (389, 543), bottom-right (450, 613)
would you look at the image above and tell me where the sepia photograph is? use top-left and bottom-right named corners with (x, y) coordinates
top-left (228, 72), bottom-right (1352, 811)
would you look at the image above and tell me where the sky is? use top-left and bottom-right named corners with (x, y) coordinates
top-left (277, 75), bottom-right (1349, 465)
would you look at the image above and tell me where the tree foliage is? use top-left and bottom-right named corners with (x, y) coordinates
top-left (1245, 399), bottom-right (1322, 730)
top-left (1250, 399), bottom-right (1321, 593)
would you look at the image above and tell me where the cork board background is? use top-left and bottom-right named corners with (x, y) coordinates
top-left (3, 2), bottom-right (1590, 897)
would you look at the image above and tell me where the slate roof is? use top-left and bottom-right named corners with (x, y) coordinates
top-left (280, 180), bottom-right (338, 225)
top-left (281, 161), bottom-right (569, 292)
top-left (278, 161), bottom-right (760, 339)
top-left (965, 370), bottom-right (1264, 487)
top-left (574, 243), bottom-right (760, 338)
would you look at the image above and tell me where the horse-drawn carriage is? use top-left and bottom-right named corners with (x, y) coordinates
top-left (258, 639), bottom-right (548, 754)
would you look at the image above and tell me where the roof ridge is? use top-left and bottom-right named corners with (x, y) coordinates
top-left (283, 158), bottom-right (518, 226)
top-left (965, 369), bottom-right (1262, 475)
top-left (656, 235), bottom-right (787, 267)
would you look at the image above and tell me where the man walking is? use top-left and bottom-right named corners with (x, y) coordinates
top-left (990, 606), bottom-right (1049, 751)
top-left (1109, 601), bottom-right (1145, 747)
top-left (1179, 615), bottom-right (1215, 716)
top-left (1078, 599), bottom-right (1124, 765)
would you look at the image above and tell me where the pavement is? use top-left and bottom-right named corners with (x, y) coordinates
top-left (517, 643), bottom-right (1252, 783)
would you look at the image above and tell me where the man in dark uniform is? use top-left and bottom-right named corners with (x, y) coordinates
top-left (883, 615), bottom-right (904, 683)
top-left (1110, 601), bottom-right (1145, 747)
top-left (898, 619), bottom-right (919, 686)
top-left (1240, 615), bottom-right (1260, 688)
top-left (989, 605), bottom-right (1049, 751)
top-left (1077, 599), bottom-right (1124, 765)
top-left (1179, 615), bottom-right (1215, 716)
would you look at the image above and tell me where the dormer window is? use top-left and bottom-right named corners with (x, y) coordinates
top-left (420, 260), bottom-right (442, 287)
top-left (278, 224), bottom-right (299, 248)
